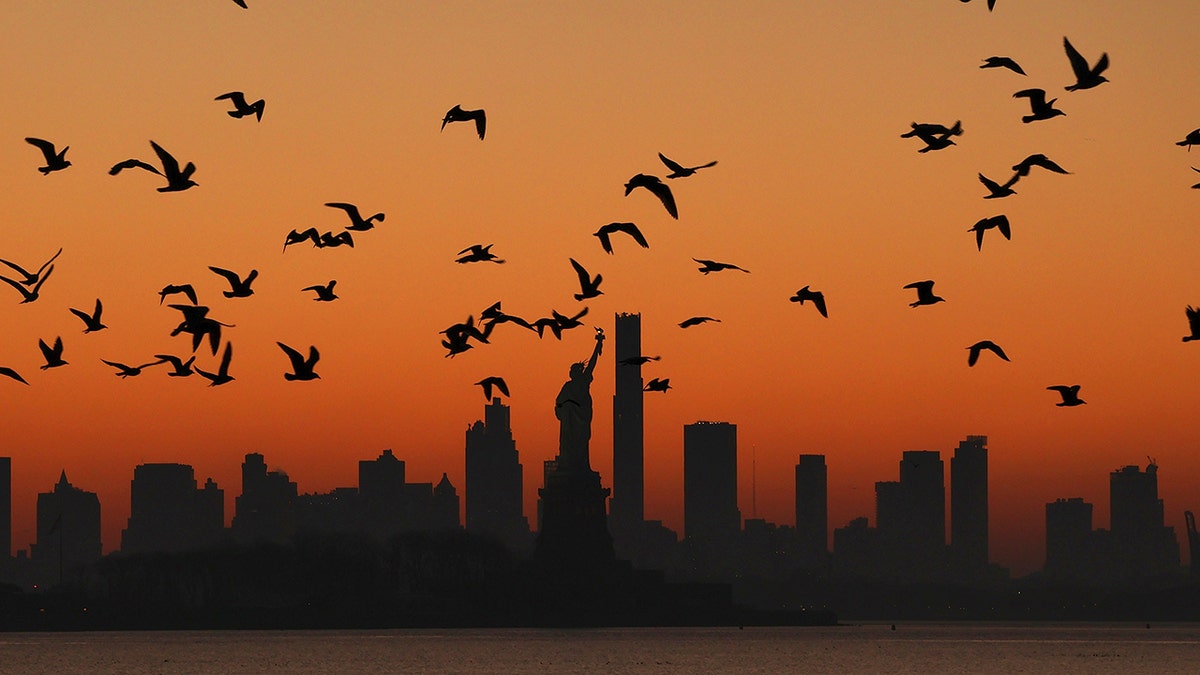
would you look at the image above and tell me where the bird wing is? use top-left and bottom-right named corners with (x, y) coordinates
top-left (493, 377), bottom-right (510, 397)
top-left (218, 342), bottom-right (233, 374)
top-left (68, 306), bottom-right (92, 326)
top-left (569, 258), bottom-right (593, 288)
top-left (812, 293), bottom-right (828, 318)
top-left (472, 110), bottom-right (486, 140)
top-left (24, 137), bottom-right (57, 160)
top-left (658, 153), bottom-right (686, 174)
top-left (978, 173), bottom-right (1001, 192)
top-left (967, 344), bottom-right (982, 367)
top-left (109, 159), bottom-right (162, 176)
top-left (0, 258), bottom-right (32, 278)
top-left (215, 91), bottom-right (248, 107)
top-left (1093, 52), bottom-right (1109, 76)
top-left (1, 274), bottom-right (32, 300)
top-left (1012, 88), bottom-right (1046, 106)
top-left (325, 202), bottom-right (360, 220)
top-left (647, 180), bottom-right (678, 219)
top-left (1063, 37), bottom-right (1089, 79)
top-left (903, 280), bottom-right (932, 291)
top-left (277, 342), bottom-right (306, 372)
top-left (989, 342), bottom-right (1010, 361)
top-left (208, 266), bottom-right (240, 286)
top-left (150, 141), bottom-right (181, 176)
top-left (617, 222), bottom-right (649, 248)
top-left (994, 215), bottom-right (1011, 239)
top-left (37, 248), bottom-right (63, 279)
top-left (0, 367), bottom-right (28, 385)
top-left (1033, 156), bottom-right (1069, 173)
top-left (594, 229), bottom-right (614, 254)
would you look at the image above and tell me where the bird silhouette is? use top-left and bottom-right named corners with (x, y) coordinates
top-left (159, 284), bottom-right (198, 305)
top-left (570, 258), bottom-right (603, 300)
top-left (1, 264), bottom-right (54, 304)
top-left (151, 354), bottom-right (195, 377)
top-left (38, 337), bottom-right (67, 369)
top-left (214, 91), bottom-right (264, 121)
top-left (209, 266), bottom-right (257, 298)
top-left (979, 172), bottom-right (1018, 199)
top-left (904, 280), bottom-right (946, 307)
top-left (325, 202), bottom-right (384, 231)
top-left (980, 56), bottom-right (1025, 75)
top-left (475, 376), bottom-right (510, 400)
top-left (594, 222), bottom-right (649, 254)
top-left (624, 174), bottom-right (678, 219)
top-left (441, 105), bottom-right (486, 140)
top-left (283, 228), bottom-right (322, 252)
top-left (1183, 306), bottom-right (1200, 342)
top-left (1063, 37), bottom-right (1109, 91)
top-left (109, 140), bottom-right (198, 192)
top-left (278, 342), bottom-right (320, 381)
top-left (968, 215), bottom-right (1011, 251)
top-left (679, 316), bottom-right (720, 328)
top-left (456, 244), bottom-right (504, 264)
top-left (479, 301), bottom-right (534, 331)
top-left (1047, 384), bottom-right (1086, 406)
top-left (319, 231), bottom-right (355, 248)
top-left (620, 355), bottom-right (661, 366)
top-left (1013, 89), bottom-right (1066, 123)
top-left (195, 342), bottom-right (234, 386)
top-left (0, 248), bottom-right (61, 286)
top-left (967, 340), bottom-right (1010, 366)
top-left (643, 378), bottom-right (672, 392)
top-left (1012, 154), bottom-right (1070, 177)
top-left (1176, 129), bottom-right (1200, 151)
top-left (302, 280), bottom-right (338, 302)
top-left (693, 258), bottom-right (750, 275)
top-left (101, 359), bottom-right (155, 379)
top-left (441, 316), bottom-right (492, 355)
top-left (531, 309), bottom-right (588, 340)
top-left (901, 121), bottom-right (962, 153)
top-left (68, 298), bottom-right (107, 333)
top-left (658, 152), bottom-right (718, 178)
top-left (169, 304), bottom-right (234, 355)
top-left (789, 286), bottom-right (828, 318)
top-left (25, 138), bottom-right (71, 174)
top-left (0, 366), bottom-right (28, 385)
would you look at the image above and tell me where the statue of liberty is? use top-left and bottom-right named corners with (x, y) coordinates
top-left (554, 328), bottom-right (604, 472)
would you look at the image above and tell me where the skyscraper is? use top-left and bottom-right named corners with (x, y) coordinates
top-left (610, 312), bottom-right (645, 545)
top-left (1108, 461), bottom-right (1179, 580)
top-left (951, 435), bottom-right (988, 578)
top-left (232, 453), bottom-right (298, 544)
top-left (794, 454), bottom-right (827, 562)
top-left (121, 463), bottom-right (224, 554)
top-left (0, 457), bottom-right (9, 559)
top-left (683, 421), bottom-right (740, 543)
top-left (33, 471), bottom-right (101, 581)
top-left (1045, 497), bottom-right (1094, 582)
top-left (875, 450), bottom-right (945, 580)
top-left (465, 398), bottom-right (530, 552)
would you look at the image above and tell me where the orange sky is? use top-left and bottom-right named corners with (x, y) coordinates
top-left (2, 1), bottom-right (1199, 576)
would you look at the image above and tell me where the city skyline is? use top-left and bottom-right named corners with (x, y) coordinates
top-left (3, 3), bottom-right (1200, 577)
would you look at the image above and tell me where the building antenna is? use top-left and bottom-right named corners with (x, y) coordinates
top-left (752, 444), bottom-right (758, 519)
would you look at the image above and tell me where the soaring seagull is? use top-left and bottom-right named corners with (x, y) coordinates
top-left (967, 340), bottom-right (1010, 366)
top-left (1047, 384), bottom-right (1086, 407)
top-left (214, 91), bottom-right (265, 121)
top-left (25, 137), bottom-right (71, 174)
top-left (1063, 37), bottom-right (1109, 91)
top-left (441, 105), bottom-right (486, 140)
top-left (658, 152), bottom-right (718, 179)
top-left (968, 215), bottom-right (1011, 251)
top-left (624, 174), bottom-right (678, 219)
top-left (109, 140), bottom-right (197, 192)
top-left (903, 280), bottom-right (945, 308)
top-left (593, 222), bottom-right (649, 254)
top-left (789, 286), bottom-right (828, 318)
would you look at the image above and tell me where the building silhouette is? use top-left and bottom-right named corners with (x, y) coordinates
top-left (120, 463), bottom-right (224, 554)
top-left (869, 451), bottom-right (947, 581)
top-left (610, 312), bottom-right (645, 547)
top-left (683, 422), bottom-right (740, 544)
top-left (1, 457), bottom-right (9, 559)
top-left (465, 398), bottom-right (531, 553)
top-left (32, 471), bottom-right (101, 583)
top-left (794, 454), bottom-right (828, 565)
top-left (1045, 497), bottom-right (1095, 583)
top-left (950, 435), bottom-right (988, 580)
top-left (1108, 461), bottom-right (1179, 582)
top-left (359, 449), bottom-right (460, 538)
top-left (231, 453), bottom-right (298, 544)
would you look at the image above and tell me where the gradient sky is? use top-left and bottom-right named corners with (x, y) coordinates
top-left (2, 1), bottom-right (1199, 576)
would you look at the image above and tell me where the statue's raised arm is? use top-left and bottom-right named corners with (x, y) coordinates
top-left (583, 327), bottom-right (604, 378)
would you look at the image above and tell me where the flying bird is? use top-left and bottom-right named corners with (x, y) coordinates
top-left (1012, 154), bottom-right (1070, 177)
top-left (624, 173), bottom-right (678, 219)
top-left (789, 286), bottom-right (828, 318)
top-left (0, 248), bottom-right (61, 286)
top-left (903, 280), bottom-right (945, 307)
top-left (214, 91), bottom-right (265, 121)
top-left (1013, 89), bottom-right (1065, 123)
top-left (658, 152), bottom-right (718, 179)
top-left (283, 228), bottom-right (322, 252)
top-left (195, 342), bottom-right (235, 386)
top-left (0, 366), bottom-right (28, 385)
top-left (1063, 37), bottom-right (1109, 91)
top-left (151, 354), bottom-right (195, 377)
top-left (68, 298), bottom-right (107, 333)
top-left (693, 258), bottom-right (749, 275)
top-left (475, 376), bottom-right (510, 400)
top-left (456, 244), bottom-right (504, 264)
top-left (966, 340), bottom-right (1010, 366)
top-left (679, 316), bottom-right (720, 328)
top-left (900, 121), bottom-right (962, 139)
top-left (569, 258), bottom-right (603, 300)
top-left (101, 359), bottom-right (155, 379)
top-left (1047, 384), bottom-right (1086, 407)
top-left (441, 105), bottom-right (486, 140)
top-left (38, 337), bottom-right (67, 369)
top-left (169, 304), bottom-right (234, 354)
top-left (278, 342), bottom-right (320, 381)
top-left (208, 266), bottom-right (257, 298)
top-left (1176, 129), bottom-right (1200, 151)
top-left (318, 231), bottom-right (354, 248)
top-left (620, 355), bottom-right (661, 366)
top-left (25, 137), bottom-right (71, 174)
top-left (968, 215), bottom-right (1011, 251)
top-left (302, 280), bottom-right (338, 302)
top-left (979, 172), bottom-right (1018, 199)
top-left (1, 264), bottom-right (54, 304)
top-left (593, 222), bottom-right (649, 254)
top-left (530, 307), bottom-right (589, 340)
top-left (1182, 306), bottom-right (1200, 342)
top-left (479, 301), bottom-right (534, 331)
top-left (109, 140), bottom-right (197, 192)
top-left (980, 56), bottom-right (1025, 75)
top-left (159, 284), bottom-right (198, 305)
top-left (325, 202), bottom-right (384, 231)
top-left (643, 378), bottom-right (672, 392)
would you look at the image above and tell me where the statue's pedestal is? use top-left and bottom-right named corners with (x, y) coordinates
top-left (534, 466), bottom-right (614, 574)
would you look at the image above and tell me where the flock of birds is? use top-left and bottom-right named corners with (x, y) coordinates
top-left (5, 3), bottom-right (1200, 419)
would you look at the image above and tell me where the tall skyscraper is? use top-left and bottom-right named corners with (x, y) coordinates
top-left (33, 471), bottom-right (101, 580)
top-left (683, 421), bottom-right (740, 543)
top-left (465, 398), bottom-right (530, 551)
top-left (1045, 497), bottom-right (1094, 582)
top-left (121, 463), bottom-right (224, 554)
top-left (610, 312), bottom-right (645, 542)
top-left (1108, 462), bottom-right (1179, 579)
top-left (232, 453), bottom-right (298, 544)
top-left (794, 454), bottom-right (827, 561)
top-left (875, 450), bottom-right (945, 580)
top-left (951, 435), bottom-right (988, 577)
top-left (0, 457), bottom-right (9, 559)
